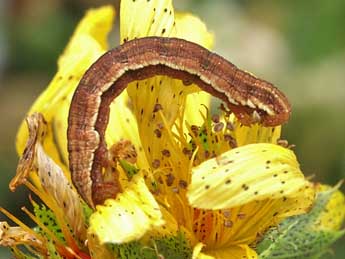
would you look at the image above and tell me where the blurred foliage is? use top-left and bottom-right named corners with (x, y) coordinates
top-left (5, 3), bottom-right (78, 73)
top-left (233, 0), bottom-right (345, 64)
top-left (0, 0), bottom-right (344, 258)
top-left (282, 0), bottom-right (345, 65)
top-left (8, 12), bottom-right (75, 73)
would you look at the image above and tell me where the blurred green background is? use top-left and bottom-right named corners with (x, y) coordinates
top-left (0, 0), bottom-right (344, 258)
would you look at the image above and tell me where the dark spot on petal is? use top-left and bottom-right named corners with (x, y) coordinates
top-left (212, 114), bottom-right (220, 123)
top-left (154, 129), bottom-right (162, 138)
top-left (214, 122), bottom-right (224, 132)
top-left (153, 103), bottom-right (163, 112)
top-left (161, 149), bottom-right (171, 157)
top-left (179, 180), bottom-right (188, 189)
top-left (152, 159), bottom-right (160, 169)
top-left (166, 173), bottom-right (175, 186)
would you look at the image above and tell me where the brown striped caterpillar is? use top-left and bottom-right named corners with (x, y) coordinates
top-left (67, 37), bottom-right (291, 208)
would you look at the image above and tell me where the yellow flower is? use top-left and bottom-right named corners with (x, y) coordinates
top-left (89, 1), bottom-right (312, 258)
top-left (2, 1), bottom-right (343, 259)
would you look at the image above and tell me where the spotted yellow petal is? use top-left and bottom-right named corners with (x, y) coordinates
top-left (234, 121), bottom-right (281, 146)
top-left (276, 181), bottom-right (315, 219)
top-left (120, 0), bottom-right (214, 170)
top-left (88, 173), bottom-right (164, 244)
top-left (190, 184), bottom-right (314, 250)
top-left (120, 0), bottom-right (175, 42)
top-left (159, 15), bottom-right (214, 124)
top-left (224, 187), bottom-right (314, 246)
top-left (188, 143), bottom-right (308, 210)
top-left (16, 6), bottom-right (115, 168)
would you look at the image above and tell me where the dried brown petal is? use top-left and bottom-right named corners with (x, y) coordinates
top-left (11, 113), bottom-right (87, 241)
top-left (36, 144), bottom-right (87, 241)
top-left (10, 113), bottom-right (47, 191)
top-left (0, 221), bottom-right (46, 253)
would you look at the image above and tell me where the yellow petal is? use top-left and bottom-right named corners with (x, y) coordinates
top-left (87, 232), bottom-right (114, 259)
top-left (234, 121), bottom-right (281, 146)
top-left (119, 0), bottom-right (185, 167)
top-left (205, 244), bottom-right (257, 259)
top-left (105, 93), bottom-right (149, 170)
top-left (184, 91), bottom-right (212, 130)
top-left (16, 6), bottom-right (115, 168)
top-left (62, 5), bottom-right (114, 53)
top-left (192, 243), bottom-right (215, 259)
top-left (120, 0), bottom-right (214, 170)
top-left (120, 0), bottom-right (175, 42)
top-left (276, 181), bottom-right (315, 219)
top-left (88, 173), bottom-right (164, 244)
top-left (194, 252), bottom-right (215, 259)
top-left (188, 143), bottom-right (308, 210)
top-left (145, 205), bottom-right (179, 239)
top-left (227, 186), bottom-right (314, 245)
top-left (174, 12), bottom-right (214, 49)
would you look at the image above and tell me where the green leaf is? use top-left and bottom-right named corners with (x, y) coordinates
top-left (119, 159), bottom-right (139, 179)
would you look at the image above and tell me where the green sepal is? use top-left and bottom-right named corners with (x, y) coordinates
top-left (82, 200), bottom-right (94, 223)
top-left (32, 202), bottom-right (65, 243)
top-left (257, 188), bottom-right (345, 259)
top-left (46, 239), bottom-right (64, 259)
top-left (109, 232), bottom-right (192, 259)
